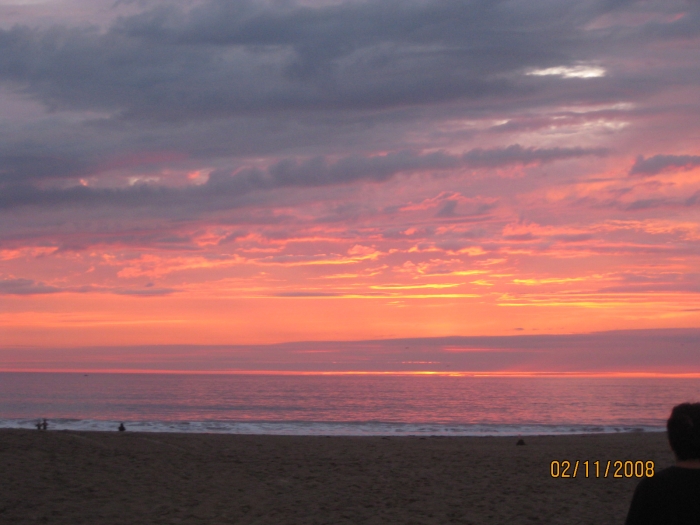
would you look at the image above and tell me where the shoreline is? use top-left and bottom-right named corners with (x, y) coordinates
top-left (0, 418), bottom-right (667, 436)
top-left (1, 429), bottom-right (675, 524)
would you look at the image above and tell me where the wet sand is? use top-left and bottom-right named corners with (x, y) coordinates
top-left (0, 429), bottom-right (674, 524)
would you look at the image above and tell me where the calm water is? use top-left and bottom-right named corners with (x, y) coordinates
top-left (1, 372), bottom-right (699, 435)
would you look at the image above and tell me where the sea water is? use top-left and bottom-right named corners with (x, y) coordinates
top-left (1, 372), bottom-right (698, 436)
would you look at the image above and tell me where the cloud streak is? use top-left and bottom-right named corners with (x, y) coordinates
top-left (629, 154), bottom-right (700, 176)
top-left (0, 145), bottom-right (606, 210)
top-left (0, 278), bottom-right (60, 295)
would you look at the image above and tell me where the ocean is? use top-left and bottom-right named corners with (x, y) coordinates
top-left (1, 372), bottom-right (698, 436)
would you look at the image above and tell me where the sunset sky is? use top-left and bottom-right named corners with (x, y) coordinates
top-left (1, 0), bottom-right (700, 373)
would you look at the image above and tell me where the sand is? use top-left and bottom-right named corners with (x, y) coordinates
top-left (0, 429), bottom-right (675, 524)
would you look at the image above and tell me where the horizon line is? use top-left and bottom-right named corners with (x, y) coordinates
top-left (2, 368), bottom-right (700, 378)
top-left (2, 326), bottom-right (699, 351)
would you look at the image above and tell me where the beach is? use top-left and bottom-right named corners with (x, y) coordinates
top-left (0, 429), bottom-right (674, 524)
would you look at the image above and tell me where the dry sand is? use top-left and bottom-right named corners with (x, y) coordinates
top-left (0, 429), bottom-right (674, 524)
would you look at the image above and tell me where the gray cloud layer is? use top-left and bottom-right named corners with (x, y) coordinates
top-left (2, 0), bottom-right (697, 123)
top-left (0, 0), bottom-right (698, 226)
top-left (0, 145), bottom-right (607, 210)
top-left (0, 0), bottom-right (595, 118)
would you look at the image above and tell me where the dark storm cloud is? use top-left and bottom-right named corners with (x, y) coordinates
top-left (0, 145), bottom-right (607, 210)
top-left (629, 154), bottom-right (700, 176)
top-left (0, 0), bottom-right (652, 120)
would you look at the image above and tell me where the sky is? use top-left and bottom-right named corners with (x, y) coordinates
top-left (1, 0), bottom-right (700, 373)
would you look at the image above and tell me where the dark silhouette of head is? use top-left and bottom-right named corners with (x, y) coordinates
top-left (667, 403), bottom-right (700, 461)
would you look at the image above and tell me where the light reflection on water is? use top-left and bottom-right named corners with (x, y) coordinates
top-left (1, 372), bottom-right (699, 430)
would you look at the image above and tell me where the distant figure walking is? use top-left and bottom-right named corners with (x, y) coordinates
top-left (118, 422), bottom-right (126, 432)
top-left (35, 420), bottom-right (42, 430)
top-left (41, 419), bottom-right (48, 431)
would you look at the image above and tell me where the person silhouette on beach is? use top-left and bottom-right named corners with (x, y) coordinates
top-left (35, 420), bottom-right (42, 430)
top-left (625, 402), bottom-right (700, 525)
top-left (41, 419), bottom-right (48, 431)
top-left (118, 422), bottom-right (126, 432)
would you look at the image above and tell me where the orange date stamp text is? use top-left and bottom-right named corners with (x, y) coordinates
top-left (550, 460), bottom-right (655, 478)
